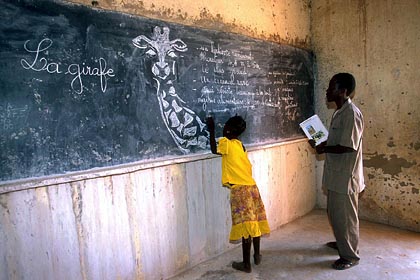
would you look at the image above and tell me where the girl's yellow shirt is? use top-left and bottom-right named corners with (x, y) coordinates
top-left (217, 137), bottom-right (256, 186)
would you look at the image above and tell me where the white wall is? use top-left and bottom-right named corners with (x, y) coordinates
top-left (0, 140), bottom-right (316, 279)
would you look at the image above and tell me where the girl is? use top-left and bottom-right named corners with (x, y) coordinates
top-left (207, 115), bottom-right (270, 273)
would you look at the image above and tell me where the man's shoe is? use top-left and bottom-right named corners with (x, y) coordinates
top-left (232, 261), bottom-right (251, 273)
top-left (332, 258), bottom-right (359, 270)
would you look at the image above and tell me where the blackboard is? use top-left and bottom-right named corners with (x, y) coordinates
top-left (0, 0), bottom-right (314, 182)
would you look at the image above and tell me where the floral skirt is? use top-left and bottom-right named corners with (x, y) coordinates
top-left (229, 184), bottom-right (270, 243)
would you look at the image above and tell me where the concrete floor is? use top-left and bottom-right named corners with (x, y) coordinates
top-left (169, 210), bottom-right (420, 280)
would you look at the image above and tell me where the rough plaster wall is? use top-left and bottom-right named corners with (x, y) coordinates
top-left (0, 142), bottom-right (316, 280)
top-left (311, 0), bottom-right (420, 231)
top-left (68, 0), bottom-right (311, 49)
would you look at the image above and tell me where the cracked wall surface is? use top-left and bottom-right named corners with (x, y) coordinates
top-left (67, 0), bottom-right (311, 49)
top-left (312, 0), bottom-right (420, 231)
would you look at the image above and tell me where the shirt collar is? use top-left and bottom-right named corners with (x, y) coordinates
top-left (332, 98), bottom-right (351, 118)
top-left (337, 98), bottom-right (352, 112)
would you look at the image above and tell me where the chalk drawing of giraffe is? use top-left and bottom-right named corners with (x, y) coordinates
top-left (132, 26), bottom-right (208, 154)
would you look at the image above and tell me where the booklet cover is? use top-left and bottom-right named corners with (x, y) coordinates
top-left (299, 114), bottom-right (328, 146)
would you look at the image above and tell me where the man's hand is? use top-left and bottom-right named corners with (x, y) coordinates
top-left (308, 140), bottom-right (327, 154)
top-left (308, 139), bottom-right (316, 148)
top-left (315, 141), bottom-right (327, 154)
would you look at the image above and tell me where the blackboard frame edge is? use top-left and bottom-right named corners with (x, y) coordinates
top-left (0, 137), bottom-right (308, 195)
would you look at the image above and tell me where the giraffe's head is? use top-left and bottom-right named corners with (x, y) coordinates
top-left (133, 26), bottom-right (188, 80)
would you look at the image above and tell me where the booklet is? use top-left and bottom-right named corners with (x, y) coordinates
top-left (299, 114), bottom-right (328, 146)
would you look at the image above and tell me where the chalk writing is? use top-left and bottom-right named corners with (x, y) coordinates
top-left (20, 38), bottom-right (115, 95)
top-left (0, 104), bottom-right (29, 130)
top-left (192, 40), bottom-right (309, 121)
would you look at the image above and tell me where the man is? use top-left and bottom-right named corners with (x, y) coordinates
top-left (310, 72), bottom-right (365, 270)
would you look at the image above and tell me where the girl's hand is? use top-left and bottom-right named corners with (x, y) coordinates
top-left (206, 117), bottom-right (218, 154)
top-left (206, 117), bottom-right (215, 131)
